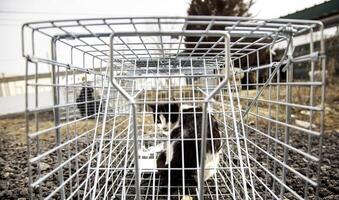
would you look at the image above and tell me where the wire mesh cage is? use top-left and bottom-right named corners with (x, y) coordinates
top-left (23, 16), bottom-right (326, 200)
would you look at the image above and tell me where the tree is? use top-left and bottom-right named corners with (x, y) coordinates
top-left (185, 0), bottom-right (264, 88)
top-left (187, 0), bottom-right (253, 16)
top-left (184, 0), bottom-right (254, 56)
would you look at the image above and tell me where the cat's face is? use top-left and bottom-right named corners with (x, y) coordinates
top-left (149, 103), bottom-right (180, 132)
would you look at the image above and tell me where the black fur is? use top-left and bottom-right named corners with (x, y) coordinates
top-left (149, 104), bottom-right (221, 192)
top-left (148, 103), bottom-right (180, 125)
top-left (76, 87), bottom-right (101, 118)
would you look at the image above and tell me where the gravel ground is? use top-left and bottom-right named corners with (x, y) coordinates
top-left (317, 131), bottom-right (339, 199)
top-left (0, 115), bottom-right (338, 199)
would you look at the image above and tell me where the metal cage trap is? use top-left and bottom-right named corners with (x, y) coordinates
top-left (23, 16), bottom-right (326, 200)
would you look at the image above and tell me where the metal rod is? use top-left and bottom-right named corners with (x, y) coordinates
top-left (241, 34), bottom-right (293, 119)
top-left (50, 38), bottom-right (66, 200)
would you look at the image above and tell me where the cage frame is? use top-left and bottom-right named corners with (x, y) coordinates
top-left (22, 16), bottom-right (326, 200)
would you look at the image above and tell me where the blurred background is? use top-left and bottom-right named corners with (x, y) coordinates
top-left (0, 0), bottom-right (338, 116)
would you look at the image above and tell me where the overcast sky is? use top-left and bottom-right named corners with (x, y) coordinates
top-left (0, 0), bottom-right (326, 76)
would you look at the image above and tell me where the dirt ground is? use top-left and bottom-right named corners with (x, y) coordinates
top-left (0, 85), bottom-right (338, 199)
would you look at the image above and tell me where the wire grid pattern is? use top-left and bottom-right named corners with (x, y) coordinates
top-left (22, 16), bottom-right (325, 200)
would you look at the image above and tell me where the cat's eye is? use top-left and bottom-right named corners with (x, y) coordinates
top-left (157, 119), bottom-right (161, 123)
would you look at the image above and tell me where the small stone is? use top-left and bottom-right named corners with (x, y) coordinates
top-left (39, 162), bottom-right (50, 171)
top-left (321, 165), bottom-right (331, 172)
top-left (78, 155), bottom-right (86, 161)
top-left (3, 166), bottom-right (14, 173)
top-left (300, 110), bottom-right (311, 116)
top-left (19, 188), bottom-right (28, 196)
top-left (3, 172), bottom-right (10, 178)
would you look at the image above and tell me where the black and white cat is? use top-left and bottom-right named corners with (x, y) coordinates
top-left (148, 103), bottom-right (222, 189)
